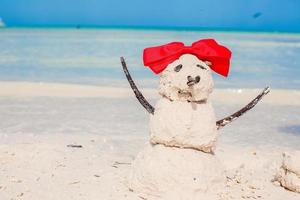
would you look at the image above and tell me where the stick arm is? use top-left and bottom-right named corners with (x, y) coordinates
top-left (216, 87), bottom-right (270, 130)
top-left (120, 57), bottom-right (155, 115)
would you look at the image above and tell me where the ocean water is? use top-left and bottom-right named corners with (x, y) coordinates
top-left (0, 28), bottom-right (300, 89)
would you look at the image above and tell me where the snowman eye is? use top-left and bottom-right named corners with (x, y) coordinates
top-left (197, 64), bottom-right (207, 70)
top-left (174, 64), bottom-right (183, 72)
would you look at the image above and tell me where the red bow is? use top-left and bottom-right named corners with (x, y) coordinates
top-left (143, 39), bottom-right (232, 77)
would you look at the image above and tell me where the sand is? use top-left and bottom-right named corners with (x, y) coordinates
top-left (0, 81), bottom-right (300, 200)
top-left (274, 151), bottom-right (300, 193)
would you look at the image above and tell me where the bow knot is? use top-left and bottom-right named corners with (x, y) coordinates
top-left (143, 39), bottom-right (232, 77)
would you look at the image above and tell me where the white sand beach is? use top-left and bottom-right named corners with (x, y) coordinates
top-left (0, 81), bottom-right (300, 200)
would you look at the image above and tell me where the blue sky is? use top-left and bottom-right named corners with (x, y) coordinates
top-left (0, 0), bottom-right (300, 32)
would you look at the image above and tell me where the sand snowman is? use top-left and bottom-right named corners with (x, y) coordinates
top-left (120, 39), bottom-right (270, 199)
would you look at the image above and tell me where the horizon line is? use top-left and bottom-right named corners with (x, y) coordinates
top-left (1, 25), bottom-right (300, 34)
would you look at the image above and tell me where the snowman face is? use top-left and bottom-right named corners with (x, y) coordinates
top-left (159, 54), bottom-right (214, 102)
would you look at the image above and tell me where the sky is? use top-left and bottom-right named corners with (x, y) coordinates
top-left (0, 0), bottom-right (300, 32)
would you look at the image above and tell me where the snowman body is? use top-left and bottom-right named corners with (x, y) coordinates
top-left (129, 54), bottom-right (225, 199)
top-left (129, 144), bottom-right (225, 199)
top-left (150, 98), bottom-right (217, 153)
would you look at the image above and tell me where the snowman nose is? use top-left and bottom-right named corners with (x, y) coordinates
top-left (195, 76), bottom-right (200, 83)
top-left (187, 76), bottom-right (200, 86)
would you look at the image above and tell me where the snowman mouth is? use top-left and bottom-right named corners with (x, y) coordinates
top-left (187, 80), bottom-right (196, 87)
top-left (177, 89), bottom-right (207, 103)
top-left (178, 90), bottom-right (192, 97)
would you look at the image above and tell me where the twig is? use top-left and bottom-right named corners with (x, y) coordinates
top-left (67, 144), bottom-right (83, 148)
top-left (112, 161), bottom-right (131, 168)
top-left (113, 161), bottom-right (131, 165)
top-left (120, 57), bottom-right (155, 114)
top-left (216, 87), bottom-right (270, 129)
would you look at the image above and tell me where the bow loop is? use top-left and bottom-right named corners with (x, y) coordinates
top-left (143, 39), bottom-right (232, 77)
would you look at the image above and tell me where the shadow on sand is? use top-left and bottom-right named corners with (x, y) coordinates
top-left (279, 125), bottom-right (300, 135)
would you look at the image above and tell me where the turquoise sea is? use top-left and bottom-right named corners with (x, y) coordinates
top-left (0, 28), bottom-right (300, 89)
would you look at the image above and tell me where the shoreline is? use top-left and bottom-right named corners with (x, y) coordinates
top-left (0, 81), bottom-right (299, 106)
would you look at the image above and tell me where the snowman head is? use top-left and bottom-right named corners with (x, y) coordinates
top-left (159, 54), bottom-right (214, 102)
